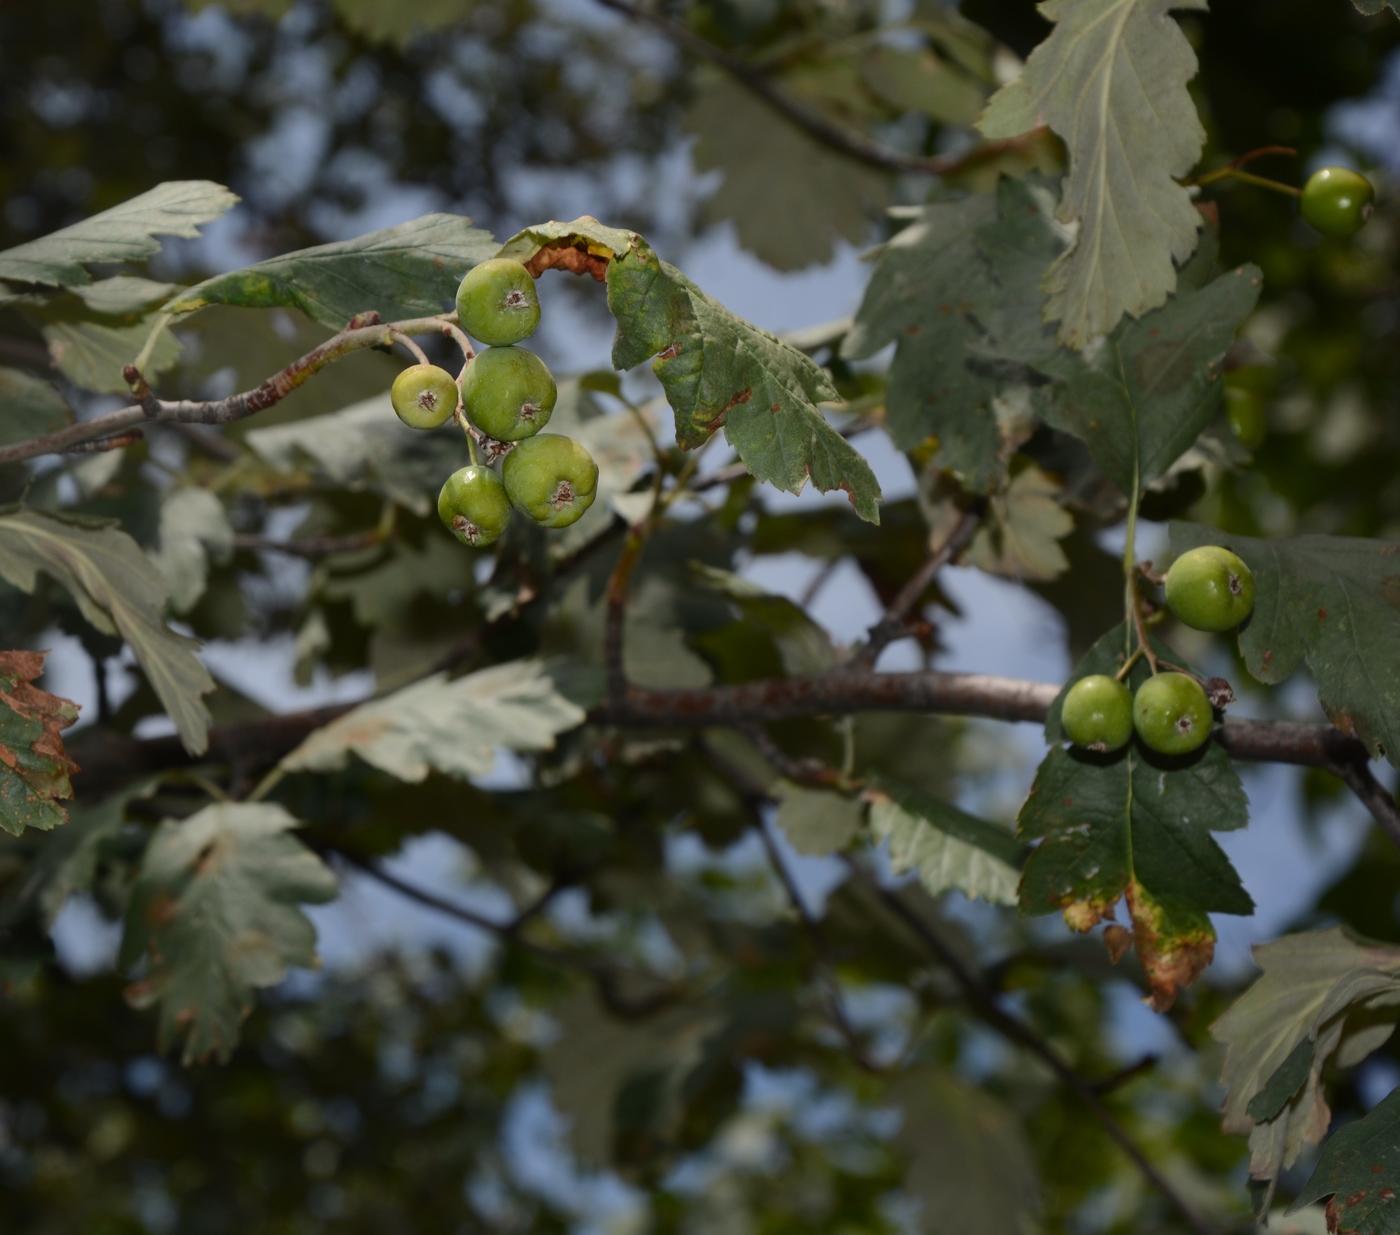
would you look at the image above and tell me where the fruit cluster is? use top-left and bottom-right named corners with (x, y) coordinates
top-left (1062, 547), bottom-right (1255, 757)
top-left (389, 257), bottom-right (601, 548)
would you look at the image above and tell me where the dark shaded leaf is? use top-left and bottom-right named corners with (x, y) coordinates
top-left (0, 650), bottom-right (79, 836)
top-left (1294, 1085), bottom-right (1400, 1233)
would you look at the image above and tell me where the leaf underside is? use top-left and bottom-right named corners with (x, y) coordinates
top-left (978, 0), bottom-right (1209, 346)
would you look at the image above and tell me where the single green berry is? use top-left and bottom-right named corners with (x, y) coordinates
top-left (391, 363), bottom-right (458, 430)
top-left (1224, 386), bottom-right (1266, 450)
top-left (1133, 672), bottom-right (1213, 756)
top-left (1300, 166), bottom-right (1375, 239)
top-left (456, 258), bottom-right (540, 347)
top-left (502, 433), bottom-right (599, 529)
top-left (438, 465), bottom-right (512, 548)
top-left (462, 346), bottom-right (557, 441)
top-left (1061, 674), bottom-right (1134, 752)
top-left (1165, 545), bottom-right (1256, 632)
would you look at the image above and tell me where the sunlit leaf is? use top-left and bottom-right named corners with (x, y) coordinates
top-left (0, 181), bottom-right (238, 288)
top-left (868, 776), bottom-right (1020, 905)
top-left (0, 508), bottom-right (214, 754)
top-left (280, 659), bottom-right (586, 781)
top-left (979, 0), bottom-right (1209, 346)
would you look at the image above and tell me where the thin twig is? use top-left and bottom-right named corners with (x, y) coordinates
top-left (335, 851), bottom-right (679, 1019)
top-left (590, 0), bottom-right (1047, 178)
top-left (854, 504), bottom-right (984, 669)
top-left (843, 857), bottom-right (1217, 1235)
top-left (391, 330), bottom-right (431, 366)
top-left (1329, 758), bottom-right (1400, 850)
top-left (755, 816), bottom-right (887, 1072)
top-left (0, 312), bottom-right (455, 466)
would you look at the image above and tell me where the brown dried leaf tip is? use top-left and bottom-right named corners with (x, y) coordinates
top-left (0, 650), bottom-right (81, 833)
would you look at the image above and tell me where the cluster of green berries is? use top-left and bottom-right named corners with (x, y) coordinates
top-left (388, 257), bottom-right (600, 549)
top-left (1061, 546), bottom-right (1255, 757)
top-left (1300, 166), bottom-right (1375, 239)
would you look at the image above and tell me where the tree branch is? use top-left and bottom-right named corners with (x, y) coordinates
top-left (0, 312), bottom-right (456, 466)
top-left (589, 0), bottom-right (1046, 178)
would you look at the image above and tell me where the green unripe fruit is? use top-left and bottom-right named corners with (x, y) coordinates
top-left (1300, 166), bottom-right (1375, 239)
top-left (502, 433), bottom-right (599, 529)
top-left (391, 363), bottom-right (458, 430)
top-left (1165, 545), bottom-right (1255, 633)
top-left (456, 258), bottom-right (540, 346)
top-left (462, 346), bottom-right (557, 441)
top-left (1224, 386), bottom-right (1266, 449)
top-left (1133, 672), bottom-right (1213, 756)
top-left (437, 465), bottom-right (512, 548)
top-left (1061, 675), bottom-right (1134, 752)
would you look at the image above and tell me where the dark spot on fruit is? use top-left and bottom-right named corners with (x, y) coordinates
top-left (504, 289), bottom-right (528, 309)
top-left (1176, 715), bottom-right (1194, 734)
top-left (417, 390), bottom-right (438, 410)
top-left (1228, 572), bottom-right (1242, 596)
top-left (550, 479), bottom-right (577, 510)
top-left (520, 402), bottom-right (540, 421)
top-left (452, 514), bottom-right (482, 545)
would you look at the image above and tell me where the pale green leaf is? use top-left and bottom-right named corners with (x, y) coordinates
top-left (978, 0), bottom-right (1208, 346)
top-left (0, 650), bottom-right (79, 837)
top-left (686, 66), bottom-right (892, 270)
top-left (72, 275), bottom-right (179, 316)
top-left (280, 659), bottom-right (586, 781)
top-left (964, 462), bottom-right (1073, 581)
top-left (867, 777), bottom-right (1020, 905)
top-left (772, 781), bottom-right (865, 855)
top-left (1351, 0), bottom-right (1400, 16)
top-left (119, 802), bottom-right (338, 1064)
top-left (44, 312), bottom-right (182, 394)
top-left (148, 488), bottom-right (235, 614)
top-left (0, 367), bottom-right (71, 447)
top-left (1213, 927), bottom-right (1400, 1205)
top-left (885, 1067), bottom-right (1042, 1235)
top-left (0, 508), bottom-right (214, 754)
top-left (165, 214), bottom-right (497, 330)
top-left (0, 181), bottom-right (238, 288)
top-left (246, 393), bottom-right (466, 516)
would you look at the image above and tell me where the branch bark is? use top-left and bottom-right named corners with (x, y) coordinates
top-left (0, 312), bottom-right (457, 466)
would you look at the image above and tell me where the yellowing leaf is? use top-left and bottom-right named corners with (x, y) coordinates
top-left (120, 803), bottom-right (338, 1064)
top-left (281, 659), bottom-right (586, 781)
top-left (978, 0), bottom-right (1208, 346)
top-left (0, 509), bottom-right (214, 754)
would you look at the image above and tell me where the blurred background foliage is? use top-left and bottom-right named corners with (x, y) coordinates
top-left (2, 0), bottom-right (1400, 1233)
